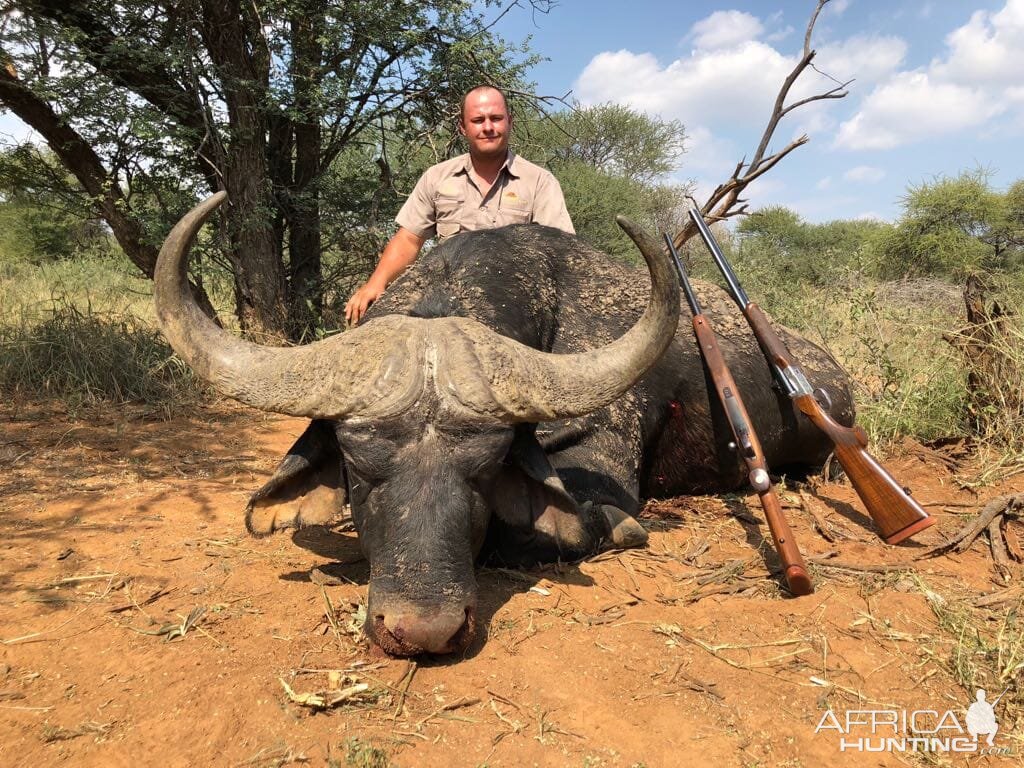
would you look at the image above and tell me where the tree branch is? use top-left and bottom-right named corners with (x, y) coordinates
top-left (0, 53), bottom-right (154, 273)
top-left (25, 0), bottom-right (224, 192)
top-left (674, 0), bottom-right (849, 248)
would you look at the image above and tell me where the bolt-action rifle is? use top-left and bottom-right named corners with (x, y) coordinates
top-left (664, 233), bottom-right (814, 596)
top-left (687, 208), bottom-right (935, 545)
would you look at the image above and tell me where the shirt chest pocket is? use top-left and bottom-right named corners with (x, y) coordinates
top-left (435, 194), bottom-right (464, 238)
top-left (498, 189), bottom-right (532, 225)
top-left (500, 206), bottom-right (531, 225)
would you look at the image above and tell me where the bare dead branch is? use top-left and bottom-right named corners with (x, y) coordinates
top-left (674, 0), bottom-right (850, 249)
top-left (747, 137), bottom-right (809, 183)
top-left (803, 0), bottom-right (827, 56)
top-left (779, 80), bottom-right (852, 118)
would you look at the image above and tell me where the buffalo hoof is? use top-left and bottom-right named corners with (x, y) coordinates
top-left (245, 485), bottom-right (347, 537)
top-left (600, 504), bottom-right (649, 549)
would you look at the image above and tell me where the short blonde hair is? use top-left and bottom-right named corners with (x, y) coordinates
top-left (459, 85), bottom-right (510, 122)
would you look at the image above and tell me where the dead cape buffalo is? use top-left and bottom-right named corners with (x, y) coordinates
top-left (155, 193), bottom-right (853, 657)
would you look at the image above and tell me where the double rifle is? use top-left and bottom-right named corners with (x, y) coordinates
top-left (664, 209), bottom-right (935, 596)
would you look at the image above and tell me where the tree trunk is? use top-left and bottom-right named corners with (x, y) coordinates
top-left (944, 276), bottom-right (1022, 440)
top-left (287, 10), bottom-right (324, 339)
top-left (201, 0), bottom-right (289, 341)
top-left (288, 135), bottom-right (322, 339)
top-left (222, 149), bottom-right (289, 340)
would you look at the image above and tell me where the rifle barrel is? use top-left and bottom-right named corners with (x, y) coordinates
top-left (663, 233), bottom-right (702, 315)
top-left (687, 208), bottom-right (750, 309)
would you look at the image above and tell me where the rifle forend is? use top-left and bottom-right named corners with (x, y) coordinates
top-left (664, 233), bottom-right (813, 594)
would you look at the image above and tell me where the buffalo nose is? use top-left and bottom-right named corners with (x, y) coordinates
top-left (379, 606), bottom-right (475, 655)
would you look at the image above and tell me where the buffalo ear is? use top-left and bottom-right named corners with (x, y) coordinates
top-left (245, 420), bottom-right (348, 536)
top-left (478, 425), bottom-right (599, 566)
top-left (505, 424), bottom-right (579, 511)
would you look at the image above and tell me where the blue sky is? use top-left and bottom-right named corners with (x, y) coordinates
top-left (1, 1), bottom-right (1019, 225)
top-left (494, 0), bottom-right (1024, 222)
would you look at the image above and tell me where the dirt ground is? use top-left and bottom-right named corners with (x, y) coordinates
top-left (1, 401), bottom-right (1022, 768)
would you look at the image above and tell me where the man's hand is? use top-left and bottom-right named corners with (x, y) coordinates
top-left (344, 227), bottom-right (426, 326)
top-left (345, 281), bottom-right (385, 325)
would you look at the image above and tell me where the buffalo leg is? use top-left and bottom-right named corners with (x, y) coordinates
top-left (483, 464), bottom-right (607, 566)
top-left (541, 415), bottom-right (650, 548)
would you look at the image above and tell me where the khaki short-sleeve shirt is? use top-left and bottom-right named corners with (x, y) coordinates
top-left (395, 151), bottom-right (574, 241)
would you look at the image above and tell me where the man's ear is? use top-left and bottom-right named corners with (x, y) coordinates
top-left (457, 118), bottom-right (466, 137)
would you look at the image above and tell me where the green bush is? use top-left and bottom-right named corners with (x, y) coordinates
top-left (739, 274), bottom-right (970, 448)
top-left (868, 170), bottom-right (1024, 279)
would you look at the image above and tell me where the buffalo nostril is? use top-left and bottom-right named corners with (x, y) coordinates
top-left (376, 605), bottom-right (475, 655)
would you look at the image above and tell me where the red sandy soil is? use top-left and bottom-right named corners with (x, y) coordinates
top-left (1, 402), bottom-right (1021, 768)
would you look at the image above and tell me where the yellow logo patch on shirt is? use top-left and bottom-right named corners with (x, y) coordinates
top-left (502, 190), bottom-right (527, 208)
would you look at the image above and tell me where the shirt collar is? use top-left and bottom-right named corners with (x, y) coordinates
top-left (504, 150), bottom-right (520, 178)
top-left (459, 150), bottom-right (519, 178)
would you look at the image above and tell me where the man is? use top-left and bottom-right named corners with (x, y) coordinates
top-left (344, 85), bottom-right (574, 324)
top-left (966, 689), bottom-right (1000, 747)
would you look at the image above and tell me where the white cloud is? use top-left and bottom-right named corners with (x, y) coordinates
top-left (932, 1), bottom-right (1024, 88)
top-left (765, 25), bottom-right (794, 43)
top-left (816, 176), bottom-right (833, 190)
top-left (574, 50), bottom-right (671, 114)
top-left (835, 71), bottom-right (1004, 150)
top-left (829, 0), bottom-right (852, 15)
top-left (816, 34), bottom-right (907, 84)
top-left (790, 107), bottom-right (837, 142)
top-left (574, 11), bottom-right (906, 155)
top-left (835, 0), bottom-right (1024, 150)
top-left (679, 125), bottom-right (737, 175)
top-left (843, 165), bottom-right (885, 183)
top-left (575, 42), bottom-right (795, 125)
top-left (690, 10), bottom-right (764, 50)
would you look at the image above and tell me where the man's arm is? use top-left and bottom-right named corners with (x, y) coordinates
top-left (344, 227), bottom-right (426, 325)
top-left (532, 171), bottom-right (575, 234)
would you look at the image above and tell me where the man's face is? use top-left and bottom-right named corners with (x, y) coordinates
top-left (459, 88), bottom-right (511, 160)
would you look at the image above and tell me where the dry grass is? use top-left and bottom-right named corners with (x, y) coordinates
top-left (0, 297), bottom-right (208, 411)
top-left (918, 577), bottom-right (1024, 731)
top-left (0, 257), bottom-right (225, 411)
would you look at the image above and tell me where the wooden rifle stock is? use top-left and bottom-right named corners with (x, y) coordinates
top-left (791, 389), bottom-right (935, 544)
top-left (665, 234), bottom-right (813, 595)
top-left (687, 209), bottom-right (935, 545)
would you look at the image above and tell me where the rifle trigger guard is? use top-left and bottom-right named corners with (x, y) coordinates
top-left (813, 387), bottom-right (833, 412)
